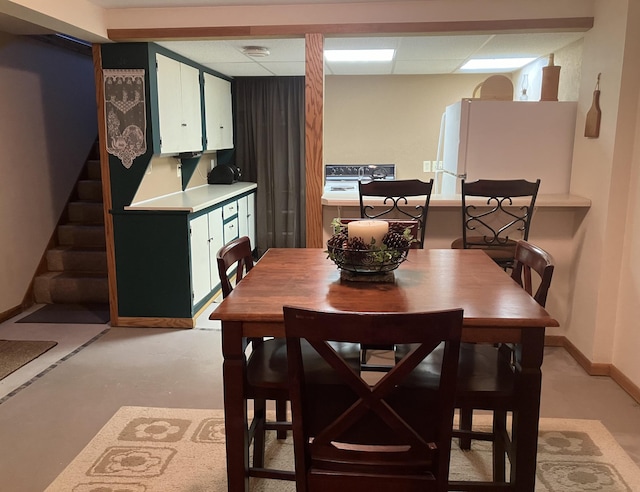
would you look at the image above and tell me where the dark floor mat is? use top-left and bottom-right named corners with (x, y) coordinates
top-left (0, 340), bottom-right (58, 379)
top-left (17, 304), bottom-right (110, 324)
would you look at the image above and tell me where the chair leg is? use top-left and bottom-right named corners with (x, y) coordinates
top-left (276, 398), bottom-right (288, 439)
top-left (252, 399), bottom-right (267, 468)
top-left (361, 348), bottom-right (368, 365)
top-left (493, 410), bottom-right (508, 482)
top-left (458, 408), bottom-right (473, 450)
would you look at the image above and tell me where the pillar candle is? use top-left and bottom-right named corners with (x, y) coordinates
top-left (347, 220), bottom-right (389, 247)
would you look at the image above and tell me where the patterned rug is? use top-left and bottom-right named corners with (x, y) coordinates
top-left (0, 339), bottom-right (57, 380)
top-left (45, 406), bottom-right (640, 492)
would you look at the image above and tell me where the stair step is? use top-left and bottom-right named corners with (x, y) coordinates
top-left (34, 272), bottom-right (109, 304)
top-left (87, 159), bottom-right (101, 180)
top-left (77, 180), bottom-right (103, 201)
top-left (68, 201), bottom-right (105, 224)
top-left (46, 246), bottom-right (107, 273)
top-left (58, 224), bottom-right (106, 247)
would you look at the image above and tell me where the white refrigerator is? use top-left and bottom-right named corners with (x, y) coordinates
top-left (438, 99), bottom-right (578, 195)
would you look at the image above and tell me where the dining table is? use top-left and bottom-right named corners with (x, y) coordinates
top-left (210, 248), bottom-right (559, 491)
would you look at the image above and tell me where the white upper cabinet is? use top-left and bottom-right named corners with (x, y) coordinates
top-left (156, 53), bottom-right (203, 154)
top-left (204, 72), bottom-right (233, 150)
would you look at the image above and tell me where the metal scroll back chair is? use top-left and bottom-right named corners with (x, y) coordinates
top-left (358, 179), bottom-right (434, 371)
top-left (451, 178), bottom-right (540, 269)
top-left (216, 236), bottom-right (293, 480)
top-left (284, 306), bottom-right (463, 492)
top-left (358, 179), bottom-right (434, 248)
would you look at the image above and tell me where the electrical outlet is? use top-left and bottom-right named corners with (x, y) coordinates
top-left (423, 160), bottom-right (431, 172)
top-left (210, 158), bottom-right (216, 170)
top-left (176, 164), bottom-right (182, 178)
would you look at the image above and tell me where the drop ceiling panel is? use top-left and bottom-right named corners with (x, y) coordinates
top-left (475, 32), bottom-right (585, 58)
top-left (394, 35), bottom-right (492, 60)
top-left (394, 59), bottom-right (466, 75)
top-left (201, 62), bottom-right (274, 76)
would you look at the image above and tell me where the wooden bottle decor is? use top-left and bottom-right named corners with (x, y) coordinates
top-left (585, 73), bottom-right (602, 138)
top-left (540, 54), bottom-right (561, 101)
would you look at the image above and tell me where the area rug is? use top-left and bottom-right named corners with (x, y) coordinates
top-left (0, 339), bottom-right (57, 380)
top-left (45, 406), bottom-right (640, 492)
top-left (17, 303), bottom-right (110, 324)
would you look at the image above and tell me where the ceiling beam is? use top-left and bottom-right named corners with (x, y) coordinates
top-left (107, 17), bottom-right (594, 42)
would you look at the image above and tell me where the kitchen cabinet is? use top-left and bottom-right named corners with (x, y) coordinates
top-left (238, 193), bottom-right (256, 248)
top-left (190, 207), bottom-right (224, 306)
top-left (204, 72), bottom-right (233, 150)
top-left (156, 53), bottom-right (203, 154)
top-left (116, 183), bottom-right (257, 327)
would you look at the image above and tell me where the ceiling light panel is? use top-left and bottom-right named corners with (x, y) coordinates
top-left (394, 35), bottom-right (493, 61)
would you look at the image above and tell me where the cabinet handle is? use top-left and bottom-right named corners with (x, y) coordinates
top-left (181, 123), bottom-right (187, 127)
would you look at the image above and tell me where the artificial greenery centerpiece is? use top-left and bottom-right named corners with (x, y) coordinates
top-left (326, 218), bottom-right (415, 274)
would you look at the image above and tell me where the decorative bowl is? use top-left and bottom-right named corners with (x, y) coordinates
top-left (326, 243), bottom-right (410, 274)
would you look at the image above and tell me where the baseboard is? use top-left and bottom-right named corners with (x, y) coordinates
top-left (546, 335), bottom-right (640, 404)
top-left (114, 316), bottom-right (195, 329)
top-left (0, 305), bottom-right (23, 324)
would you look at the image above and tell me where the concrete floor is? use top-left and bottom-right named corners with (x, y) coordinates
top-left (0, 302), bottom-right (639, 492)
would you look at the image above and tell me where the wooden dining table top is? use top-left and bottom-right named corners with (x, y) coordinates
top-left (210, 248), bottom-right (559, 338)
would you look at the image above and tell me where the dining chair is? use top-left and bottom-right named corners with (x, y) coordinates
top-left (217, 236), bottom-right (292, 479)
top-left (217, 236), bottom-right (361, 481)
top-left (358, 178), bottom-right (434, 248)
top-left (451, 178), bottom-right (540, 270)
top-left (397, 240), bottom-right (554, 488)
top-left (284, 306), bottom-right (463, 492)
top-left (358, 179), bottom-right (434, 371)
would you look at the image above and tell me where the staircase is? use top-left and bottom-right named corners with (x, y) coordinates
top-left (33, 150), bottom-right (109, 304)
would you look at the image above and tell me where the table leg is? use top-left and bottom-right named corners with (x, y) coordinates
top-left (222, 321), bottom-right (249, 492)
top-left (511, 328), bottom-right (545, 491)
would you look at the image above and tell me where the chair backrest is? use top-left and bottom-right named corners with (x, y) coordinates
top-left (216, 236), bottom-right (254, 298)
top-left (510, 240), bottom-right (555, 307)
top-left (359, 179), bottom-right (434, 248)
top-left (461, 178), bottom-right (540, 248)
top-left (284, 306), bottom-right (463, 492)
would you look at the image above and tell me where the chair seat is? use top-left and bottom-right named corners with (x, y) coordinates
top-left (247, 338), bottom-right (361, 392)
top-left (396, 342), bottom-right (515, 405)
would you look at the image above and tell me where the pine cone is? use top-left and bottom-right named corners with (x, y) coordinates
top-left (382, 232), bottom-right (410, 250)
top-left (388, 222), bottom-right (408, 234)
top-left (345, 236), bottom-right (369, 262)
top-left (327, 232), bottom-right (348, 250)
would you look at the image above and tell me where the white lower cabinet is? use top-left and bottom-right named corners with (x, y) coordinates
top-left (190, 207), bottom-right (224, 306)
top-left (238, 193), bottom-right (256, 249)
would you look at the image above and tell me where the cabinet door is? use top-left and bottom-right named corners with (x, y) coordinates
top-left (180, 63), bottom-right (203, 151)
top-left (204, 73), bottom-right (233, 150)
top-left (157, 54), bottom-right (203, 154)
top-left (190, 213), bottom-right (211, 305)
top-left (207, 207), bottom-right (225, 293)
top-left (247, 192), bottom-right (256, 249)
top-left (237, 195), bottom-right (248, 240)
top-left (156, 54), bottom-right (183, 154)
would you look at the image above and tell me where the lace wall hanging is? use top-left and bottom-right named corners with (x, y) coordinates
top-left (104, 69), bottom-right (147, 169)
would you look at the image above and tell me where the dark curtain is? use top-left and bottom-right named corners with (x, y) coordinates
top-left (233, 76), bottom-right (306, 255)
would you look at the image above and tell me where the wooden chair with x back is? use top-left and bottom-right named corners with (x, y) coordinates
top-left (284, 306), bottom-right (463, 492)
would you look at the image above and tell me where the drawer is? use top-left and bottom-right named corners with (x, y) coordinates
top-left (224, 217), bottom-right (238, 242)
top-left (222, 201), bottom-right (238, 220)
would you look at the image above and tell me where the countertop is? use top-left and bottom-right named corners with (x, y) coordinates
top-left (322, 191), bottom-right (592, 208)
top-left (125, 182), bottom-right (257, 213)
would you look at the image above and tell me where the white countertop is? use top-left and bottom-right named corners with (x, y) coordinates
top-left (322, 191), bottom-right (592, 208)
top-left (125, 182), bottom-right (257, 213)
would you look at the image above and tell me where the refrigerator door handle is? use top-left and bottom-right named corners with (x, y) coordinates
top-left (442, 169), bottom-right (466, 179)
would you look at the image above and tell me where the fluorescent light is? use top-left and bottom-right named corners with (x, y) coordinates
top-left (325, 49), bottom-right (395, 62)
top-left (460, 57), bottom-right (537, 71)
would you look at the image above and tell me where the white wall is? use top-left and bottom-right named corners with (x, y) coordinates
top-left (568, 0), bottom-right (640, 388)
top-left (0, 33), bottom-right (97, 314)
